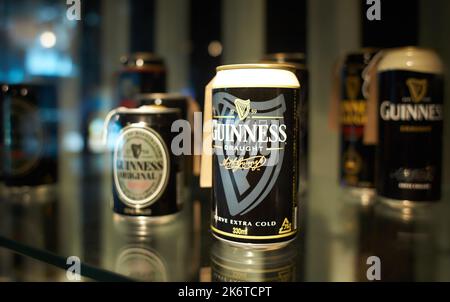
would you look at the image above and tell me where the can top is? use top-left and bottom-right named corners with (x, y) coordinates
top-left (115, 105), bottom-right (180, 115)
top-left (136, 92), bottom-right (187, 102)
top-left (344, 48), bottom-right (379, 65)
top-left (216, 63), bottom-right (296, 72)
top-left (214, 64), bottom-right (300, 88)
top-left (120, 52), bottom-right (165, 68)
top-left (378, 46), bottom-right (443, 74)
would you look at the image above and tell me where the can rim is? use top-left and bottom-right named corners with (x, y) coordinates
top-left (116, 105), bottom-right (180, 114)
top-left (120, 52), bottom-right (165, 67)
top-left (216, 63), bottom-right (296, 72)
top-left (136, 92), bottom-right (187, 101)
top-left (384, 45), bottom-right (437, 54)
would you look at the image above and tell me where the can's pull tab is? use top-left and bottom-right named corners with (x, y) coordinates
top-left (102, 107), bottom-right (127, 147)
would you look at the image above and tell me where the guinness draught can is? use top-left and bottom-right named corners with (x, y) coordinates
top-left (104, 105), bottom-right (182, 220)
top-left (339, 49), bottom-right (378, 195)
top-left (376, 47), bottom-right (444, 205)
top-left (211, 64), bottom-right (300, 247)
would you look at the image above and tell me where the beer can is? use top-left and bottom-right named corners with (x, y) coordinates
top-left (261, 53), bottom-right (309, 196)
top-left (211, 64), bottom-right (300, 247)
top-left (339, 49), bottom-right (378, 196)
top-left (0, 83), bottom-right (58, 200)
top-left (136, 93), bottom-right (200, 188)
top-left (104, 105), bottom-right (182, 220)
top-left (117, 52), bottom-right (166, 108)
top-left (376, 47), bottom-right (444, 205)
top-left (136, 93), bottom-right (192, 188)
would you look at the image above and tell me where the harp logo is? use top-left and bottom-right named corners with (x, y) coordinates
top-left (406, 78), bottom-right (428, 103)
top-left (131, 144), bottom-right (142, 159)
top-left (234, 98), bottom-right (251, 120)
top-left (346, 75), bottom-right (361, 100)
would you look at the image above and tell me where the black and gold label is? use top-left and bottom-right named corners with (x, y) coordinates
top-left (211, 87), bottom-right (298, 245)
top-left (377, 70), bottom-right (444, 201)
top-left (339, 54), bottom-right (376, 188)
top-left (110, 111), bottom-right (181, 217)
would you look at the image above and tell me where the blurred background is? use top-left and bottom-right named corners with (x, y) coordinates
top-left (1, 0), bottom-right (450, 281)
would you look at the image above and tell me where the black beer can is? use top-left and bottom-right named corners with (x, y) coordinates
top-left (104, 105), bottom-right (182, 220)
top-left (136, 93), bottom-right (194, 188)
top-left (261, 53), bottom-right (309, 196)
top-left (376, 47), bottom-right (444, 204)
top-left (211, 64), bottom-right (300, 247)
top-left (339, 49), bottom-right (378, 194)
top-left (117, 53), bottom-right (167, 108)
top-left (1, 83), bottom-right (58, 198)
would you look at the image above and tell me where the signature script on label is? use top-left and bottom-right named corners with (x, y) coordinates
top-left (220, 156), bottom-right (266, 172)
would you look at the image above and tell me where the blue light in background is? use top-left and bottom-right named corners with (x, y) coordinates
top-left (25, 48), bottom-right (73, 77)
top-left (7, 68), bottom-right (25, 83)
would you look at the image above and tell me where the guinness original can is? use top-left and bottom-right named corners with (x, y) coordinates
top-left (136, 93), bottom-right (199, 188)
top-left (104, 105), bottom-right (182, 220)
top-left (376, 47), bottom-right (444, 205)
top-left (117, 53), bottom-right (166, 108)
top-left (339, 49), bottom-right (378, 196)
top-left (261, 53), bottom-right (309, 196)
top-left (211, 64), bottom-right (299, 247)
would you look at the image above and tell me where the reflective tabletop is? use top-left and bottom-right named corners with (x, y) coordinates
top-left (1, 154), bottom-right (450, 282)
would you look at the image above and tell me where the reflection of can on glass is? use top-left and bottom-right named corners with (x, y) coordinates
top-left (0, 83), bottom-right (58, 198)
top-left (339, 49), bottom-right (378, 194)
top-left (108, 207), bottom-right (196, 281)
top-left (104, 105), bottom-right (182, 220)
top-left (211, 240), bottom-right (298, 282)
top-left (117, 53), bottom-right (166, 108)
top-left (376, 47), bottom-right (444, 205)
top-left (366, 202), bottom-right (434, 281)
top-left (261, 53), bottom-right (308, 195)
top-left (211, 64), bottom-right (300, 248)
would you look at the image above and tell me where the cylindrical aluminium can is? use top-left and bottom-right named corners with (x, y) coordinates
top-left (339, 49), bottom-right (378, 195)
top-left (104, 105), bottom-right (182, 220)
top-left (136, 93), bottom-right (193, 188)
top-left (261, 53), bottom-right (309, 196)
top-left (117, 52), bottom-right (167, 108)
top-left (211, 64), bottom-right (300, 247)
top-left (1, 83), bottom-right (58, 199)
top-left (376, 47), bottom-right (444, 205)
